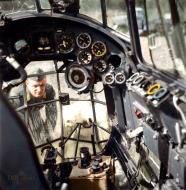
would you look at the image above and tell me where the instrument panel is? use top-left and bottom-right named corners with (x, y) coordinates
top-left (0, 15), bottom-right (127, 93)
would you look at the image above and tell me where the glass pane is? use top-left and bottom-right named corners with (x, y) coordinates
top-left (79, 0), bottom-right (102, 23)
top-left (8, 61), bottom-right (59, 146)
top-left (7, 60), bottom-right (110, 157)
top-left (106, 0), bottom-right (129, 34)
top-left (0, 0), bottom-right (36, 13)
top-left (39, 0), bottom-right (51, 9)
top-left (135, 6), bottom-right (146, 33)
top-left (143, 0), bottom-right (186, 80)
top-left (175, 0), bottom-right (186, 78)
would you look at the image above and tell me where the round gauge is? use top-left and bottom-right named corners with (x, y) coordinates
top-left (65, 64), bottom-right (94, 93)
top-left (94, 60), bottom-right (107, 73)
top-left (35, 35), bottom-right (53, 52)
top-left (91, 41), bottom-right (107, 57)
top-left (58, 34), bottom-right (75, 54)
top-left (103, 72), bottom-right (115, 85)
top-left (14, 39), bottom-right (30, 54)
top-left (77, 50), bottom-right (92, 65)
top-left (37, 36), bottom-right (50, 50)
top-left (76, 33), bottom-right (92, 49)
top-left (115, 72), bottom-right (126, 84)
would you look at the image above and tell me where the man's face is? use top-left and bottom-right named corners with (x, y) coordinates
top-left (26, 78), bottom-right (46, 98)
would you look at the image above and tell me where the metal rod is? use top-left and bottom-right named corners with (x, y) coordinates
top-left (101, 0), bottom-right (107, 27)
top-left (96, 125), bottom-right (110, 134)
top-left (16, 98), bottom-right (106, 112)
top-left (74, 124), bottom-right (81, 159)
top-left (23, 83), bottom-right (29, 129)
top-left (16, 98), bottom-right (59, 111)
top-left (90, 90), bottom-right (100, 143)
top-left (61, 123), bottom-right (81, 148)
top-left (91, 134), bottom-right (96, 156)
top-left (98, 139), bottom-right (108, 144)
top-left (54, 60), bottom-right (64, 159)
top-left (27, 71), bottom-right (57, 78)
top-left (35, 0), bottom-right (42, 12)
top-left (35, 137), bottom-right (61, 149)
top-left (35, 126), bottom-right (92, 149)
top-left (63, 137), bottom-right (92, 144)
top-left (70, 98), bottom-right (106, 105)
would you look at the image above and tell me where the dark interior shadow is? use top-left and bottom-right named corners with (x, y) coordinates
top-left (0, 92), bottom-right (49, 190)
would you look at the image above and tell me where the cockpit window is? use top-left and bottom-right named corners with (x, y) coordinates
top-left (140, 0), bottom-right (186, 80)
top-left (39, 0), bottom-right (51, 9)
top-left (0, 0), bottom-right (36, 13)
top-left (106, 0), bottom-right (129, 35)
top-left (80, 0), bottom-right (130, 35)
top-left (79, 0), bottom-right (102, 23)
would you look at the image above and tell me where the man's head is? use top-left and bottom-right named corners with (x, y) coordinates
top-left (25, 68), bottom-right (46, 98)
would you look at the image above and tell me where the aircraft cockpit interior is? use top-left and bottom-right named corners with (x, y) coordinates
top-left (0, 0), bottom-right (186, 190)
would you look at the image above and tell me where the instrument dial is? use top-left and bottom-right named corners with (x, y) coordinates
top-left (58, 34), bottom-right (75, 54)
top-left (77, 50), bottom-right (92, 65)
top-left (76, 33), bottom-right (91, 49)
top-left (94, 60), bottom-right (107, 73)
top-left (14, 39), bottom-right (30, 55)
top-left (115, 72), bottom-right (126, 84)
top-left (66, 64), bottom-right (94, 93)
top-left (91, 41), bottom-right (107, 57)
top-left (14, 39), bottom-right (29, 52)
top-left (37, 36), bottom-right (51, 51)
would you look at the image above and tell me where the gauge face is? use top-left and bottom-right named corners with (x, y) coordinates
top-left (66, 65), bottom-right (91, 91)
top-left (71, 69), bottom-right (85, 86)
top-left (58, 34), bottom-right (75, 54)
top-left (37, 36), bottom-right (51, 51)
top-left (78, 50), bottom-right (92, 65)
top-left (14, 39), bottom-right (30, 55)
top-left (33, 32), bottom-right (54, 53)
top-left (76, 33), bottom-right (92, 49)
top-left (14, 39), bottom-right (28, 51)
top-left (94, 60), bottom-right (107, 73)
top-left (103, 73), bottom-right (115, 85)
top-left (115, 72), bottom-right (126, 84)
top-left (91, 41), bottom-right (107, 57)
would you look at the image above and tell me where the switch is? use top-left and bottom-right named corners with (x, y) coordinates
top-left (135, 109), bottom-right (142, 119)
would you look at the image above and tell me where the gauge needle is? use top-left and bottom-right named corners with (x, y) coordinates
top-left (63, 41), bottom-right (66, 47)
